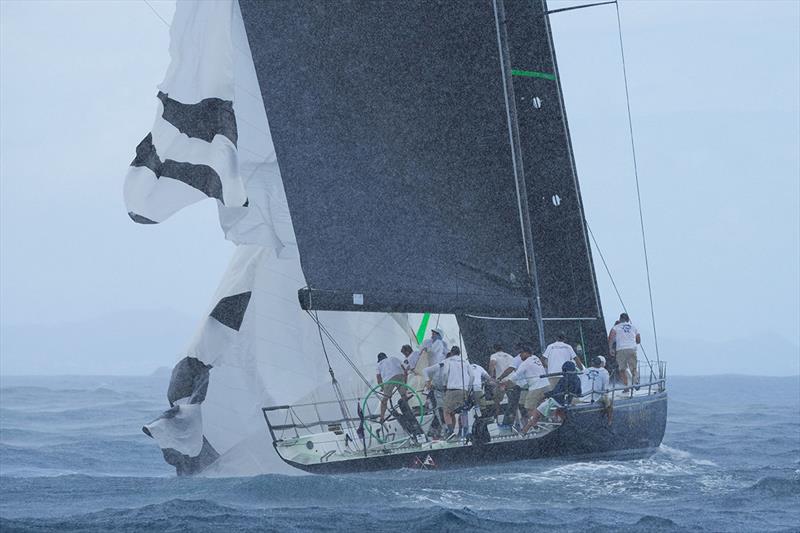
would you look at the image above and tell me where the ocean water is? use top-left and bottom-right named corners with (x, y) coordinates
top-left (0, 374), bottom-right (798, 532)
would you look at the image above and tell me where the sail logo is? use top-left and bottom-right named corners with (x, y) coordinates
top-left (552, 194), bottom-right (562, 206)
top-left (532, 96), bottom-right (543, 109)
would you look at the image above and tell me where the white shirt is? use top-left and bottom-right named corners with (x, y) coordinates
top-left (543, 341), bottom-right (577, 374)
top-left (422, 337), bottom-right (448, 366)
top-left (470, 364), bottom-right (490, 391)
top-left (489, 351), bottom-right (514, 378)
top-left (510, 354), bottom-right (523, 369)
top-left (612, 322), bottom-right (639, 350)
top-left (422, 363), bottom-right (447, 390)
top-left (510, 356), bottom-right (549, 391)
top-left (402, 350), bottom-right (421, 372)
top-left (581, 366), bottom-right (610, 401)
top-left (376, 356), bottom-right (404, 382)
top-left (443, 356), bottom-right (473, 390)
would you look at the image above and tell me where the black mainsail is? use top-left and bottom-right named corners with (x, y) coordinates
top-left (239, 0), bottom-right (606, 362)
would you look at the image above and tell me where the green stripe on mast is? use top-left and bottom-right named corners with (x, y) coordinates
top-left (511, 69), bottom-right (557, 81)
top-left (415, 313), bottom-right (431, 345)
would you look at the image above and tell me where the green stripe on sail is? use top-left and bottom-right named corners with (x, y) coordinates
top-left (511, 69), bottom-right (556, 81)
top-left (415, 313), bottom-right (431, 345)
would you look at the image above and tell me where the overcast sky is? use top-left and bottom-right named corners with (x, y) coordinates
top-left (1, 0), bottom-right (798, 374)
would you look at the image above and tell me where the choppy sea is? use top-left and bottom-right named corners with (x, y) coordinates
top-left (0, 374), bottom-right (798, 532)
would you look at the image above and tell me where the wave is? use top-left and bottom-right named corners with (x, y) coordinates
top-left (0, 500), bottom-right (686, 533)
top-left (746, 476), bottom-right (800, 497)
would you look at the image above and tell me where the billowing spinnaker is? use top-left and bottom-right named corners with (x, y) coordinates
top-left (133, 0), bottom-right (413, 475)
top-left (143, 245), bottom-right (412, 475)
top-left (125, 0), bottom-right (246, 224)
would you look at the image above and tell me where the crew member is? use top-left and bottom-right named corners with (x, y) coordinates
top-left (441, 346), bottom-right (472, 438)
top-left (488, 343), bottom-right (514, 380)
top-left (608, 313), bottom-right (640, 390)
top-left (469, 361), bottom-right (490, 405)
top-left (583, 355), bottom-right (610, 403)
top-left (420, 327), bottom-right (448, 366)
top-left (422, 357), bottom-right (448, 437)
top-left (506, 347), bottom-right (550, 432)
top-left (401, 344), bottom-right (425, 400)
top-left (498, 346), bottom-right (534, 428)
top-left (376, 352), bottom-right (406, 423)
top-left (542, 333), bottom-right (584, 387)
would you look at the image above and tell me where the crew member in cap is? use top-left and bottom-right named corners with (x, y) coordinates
top-left (376, 352), bottom-right (406, 423)
top-left (582, 355), bottom-right (610, 404)
top-left (420, 327), bottom-right (448, 366)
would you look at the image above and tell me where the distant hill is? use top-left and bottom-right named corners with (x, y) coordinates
top-left (0, 309), bottom-right (200, 375)
top-left (1, 310), bottom-right (797, 376)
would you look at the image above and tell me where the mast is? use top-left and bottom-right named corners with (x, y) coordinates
top-left (492, 0), bottom-right (547, 354)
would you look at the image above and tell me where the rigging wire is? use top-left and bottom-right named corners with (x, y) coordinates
top-left (305, 310), bottom-right (371, 388)
top-left (613, 1), bottom-right (661, 364)
top-left (310, 310), bottom-right (360, 445)
top-left (142, 0), bottom-right (170, 27)
top-left (587, 223), bottom-right (655, 375)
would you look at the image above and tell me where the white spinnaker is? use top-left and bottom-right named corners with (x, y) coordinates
top-left (124, 0), bottom-right (247, 224)
top-left (135, 0), bottom-right (422, 475)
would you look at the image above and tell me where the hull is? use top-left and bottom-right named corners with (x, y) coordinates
top-left (279, 392), bottom-right (667, 474)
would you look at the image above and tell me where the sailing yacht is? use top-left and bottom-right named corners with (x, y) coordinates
top-left (128, 0), bottom-right (667, 475)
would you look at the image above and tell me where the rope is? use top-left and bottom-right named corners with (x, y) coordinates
top-left (614, 1), bottom-right (661, 364)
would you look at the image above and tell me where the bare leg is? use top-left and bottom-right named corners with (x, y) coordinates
top-left (522, 409), bottom-right (541, 433)
top-left (442, 410), bottom-right (456, 437)
top-left (380, 397), bottom-right (388, 422)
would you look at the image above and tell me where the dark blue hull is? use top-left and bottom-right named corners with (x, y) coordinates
top-left (282, 392), bottom-right (668, 474)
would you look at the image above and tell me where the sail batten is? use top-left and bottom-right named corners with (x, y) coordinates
top-left (299, 287), bottom-right (530, 316)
